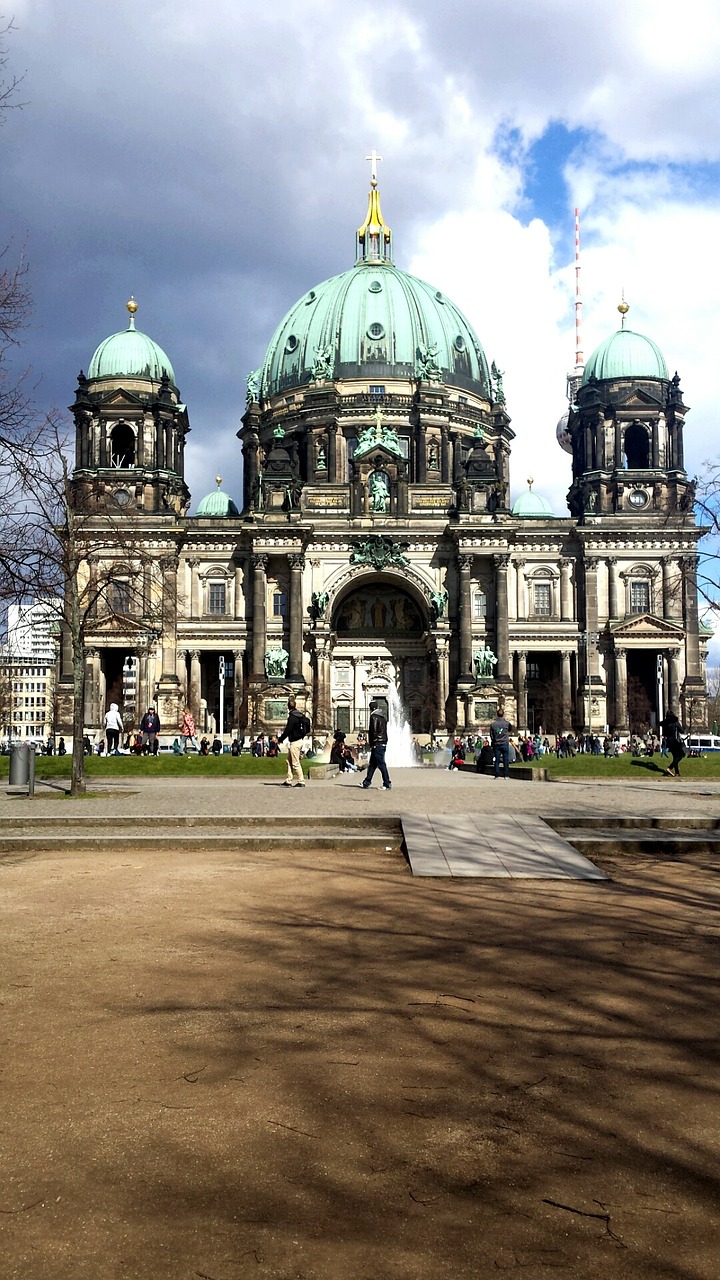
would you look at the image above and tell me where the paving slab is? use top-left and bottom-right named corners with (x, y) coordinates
top-left (403, 812), bottom-right (607, 879)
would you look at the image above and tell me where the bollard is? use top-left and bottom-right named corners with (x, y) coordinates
top-left (8, 742), bottom-right (36, 796)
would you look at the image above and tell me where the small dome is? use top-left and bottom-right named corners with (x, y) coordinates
top-left (88, 299), bottom-right (176, 385)
top-left (512, 478), bottom-right (554, 518)
top-left (196, 477), bottom-right (239, 517)
top-left (582, 327), bottom-right (668, 384)
top-left (556, 407), bottom-right (573, 454)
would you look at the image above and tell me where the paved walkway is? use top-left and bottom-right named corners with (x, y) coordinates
top-left (401, 811), bottom-right (607, 879)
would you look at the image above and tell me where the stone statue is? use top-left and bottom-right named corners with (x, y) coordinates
top-left (456, 475), bottom-right (471, 511)
top-left (473, 644), bottom-right (498, 680)
top-left (311, 343), bottom-right (334, 382)
top-left (250, 472), bottom-right (263, 508)
top-left (369, 469), bottom-right (389, 513)
top-left (430, 589), bottom-right (448, 621)
top-left (415, 341), bottom-right (442, 382)
top-left (246, 368), bottom-right (262, 406)
top-left (490, 361), bottom-right (506, 405)
top-left (350, 535), bottom-right (410, 571)
top-left (584, 489), bottom-right (597, 513)
top-left (265, 646), bottom-right (289, 679)
top-left (316, 440), bottom-right (327, 469)
top-left (427, 439), bottom-right (439, 469)
top-left (284, 477), bottom-right (303, 510)
top-left (310, 590), bottom-right (329, 620)
top-left (355, 406), bottom-right (404, 459)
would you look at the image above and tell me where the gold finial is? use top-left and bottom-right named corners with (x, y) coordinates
top-left (357, 154), bottom-right (392, 263)
top-left (527, 476), bottom-right (534, 489)
top-left (618, 292), bottom-right (629, 328)
top-left (215, 475), bottom-right (222, 488)
top-left (126, 295), bottom-right (138, 315)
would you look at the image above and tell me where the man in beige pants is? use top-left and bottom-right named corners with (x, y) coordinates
top-left (278, 697), bottom-right (309, 787)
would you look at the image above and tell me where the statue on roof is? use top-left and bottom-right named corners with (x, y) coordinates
top-left (311, 343), bottom-right (334, 382)
top-left (246, 368), bottom-right (262, 406)
top-left (415, 341), bottom-right (442, 383)
top-left (491, 361), bottom-right (506, 405)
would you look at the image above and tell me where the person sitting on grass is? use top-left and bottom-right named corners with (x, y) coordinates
top-left (199, 736), bottom-right (210, 756)
top-left (172, 738), bottom-right (184, 755)
top-left (211, 735), bottom-right (222, 756)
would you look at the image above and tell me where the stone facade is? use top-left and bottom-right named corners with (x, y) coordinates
top-left (58, 195), bottom-right (708, 742)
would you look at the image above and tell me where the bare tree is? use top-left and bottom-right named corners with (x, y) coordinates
top-left (0, 420), bottom-right (172, 792)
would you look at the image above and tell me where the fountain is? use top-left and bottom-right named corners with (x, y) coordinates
top-left (386, 682), bottom-right (419, 768)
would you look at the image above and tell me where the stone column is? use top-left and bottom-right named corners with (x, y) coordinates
top-left (234, 562), bottom-right (244, 620)
top-left (614, 646), bottom-right (628, 731)
top-left (515, 650), bottom-right (528, 731)
top-left (416, 424), bottom-right (427, 483)
top-left (234, 649), bottom-right (245, 733)
top-left (668, 647), bottom-right (681, 712)
top-left (661, 556), bottom-right (678, 621)
top-left (440, 427), bottom-right (450, 483)
top-left (288, 553), bottom-right (305, 682)
top-left (584, 559), bottom-right (600, 678)
top-left (651, 417), bottom-right (660, 468)
top-left (189, 651), bottom-right (201, 720)
top-left (176, 649), bottom-right (188, 701)
top-left (515, 559), bottom-right (526, 620)
top-left (189, 561), bottom-right (200, 619)
top-left (327, 424), bottom-right (338, 483)
top-left (614, 421), bottom-right (622, 468)
top-left (561, 650), bottom-right (572, 730)
top-left (560, 559), bottom-right (574, 622)
top-left (493, 554), bottom-right (511, 682)
top-left (682, 555), bottom-right (702, 680)
top-left (84, 648), bottom-right (99, 724)
top-left (251, 554), bottom-right (268, 679)
top-left (457, 555), bottom-right (474, 684)
top-left (607, 557), bottom-right (619, 620)
top-left (159, 557), bottom-right (179, 680)
top-left (316, 641), bottom-right (332, 731)
top-left (436, 639), bottom-right (449, 731)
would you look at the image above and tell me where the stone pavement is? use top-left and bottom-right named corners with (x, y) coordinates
top-left (4, 764), bottom-right (719, 824)
top-left (401, 811), bottom-right (607, 879)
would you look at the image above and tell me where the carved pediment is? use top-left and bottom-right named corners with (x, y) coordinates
top-left (93, 387), bottom-right (149, 410)
top-left (612, 387), bottom-right (663, 410)
top-left (610, 613), bottom-right (684, 642)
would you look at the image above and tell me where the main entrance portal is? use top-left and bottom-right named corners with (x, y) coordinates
top-left (329, 581), bottom-right (433, 734)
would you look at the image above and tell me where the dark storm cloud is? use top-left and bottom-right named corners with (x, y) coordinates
top-left (2, 0), bottom-right (720, 509)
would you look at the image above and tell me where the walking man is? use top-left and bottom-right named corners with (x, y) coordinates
top-left (278, 697), bottom-right (310, 787)
top-left (359, 699), bottom-right (392, 790)
top-left (490, 704), bottom-right (511, 779)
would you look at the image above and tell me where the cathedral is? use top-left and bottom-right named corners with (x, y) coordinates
top-left (60, 174), bottom-right (709, 742)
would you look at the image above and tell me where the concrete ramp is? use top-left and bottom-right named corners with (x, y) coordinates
top-left (401, 813), bottom-right (607, 880)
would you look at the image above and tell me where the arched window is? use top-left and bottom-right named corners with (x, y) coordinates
top-left (110, 422), bottom-right (136, 468)
top-left (623, 422), bottom-right (649, 469)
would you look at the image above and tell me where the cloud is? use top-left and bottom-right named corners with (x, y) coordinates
top-left (1, 0), bottom-right (719, 520)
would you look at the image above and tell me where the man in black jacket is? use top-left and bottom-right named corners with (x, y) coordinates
top-left (359, 700), bottom-right (392, 790)
top-left (278, 697), bottom-right (309, 787)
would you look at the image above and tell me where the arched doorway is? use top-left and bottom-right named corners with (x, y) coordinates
top-left (329, 579), bottom-right (434, 733)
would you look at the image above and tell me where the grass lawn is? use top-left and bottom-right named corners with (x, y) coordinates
top-left (518, 749), bottom-right (720, 780)
top-left (0, 752), bottom-right (296, 780)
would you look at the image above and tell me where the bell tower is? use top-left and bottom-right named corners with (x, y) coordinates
top-left (71, 298), bottom-right (190, 516)
top-left (566, 302), bottom-right (692, 521)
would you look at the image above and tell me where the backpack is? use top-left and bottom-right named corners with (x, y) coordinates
top-left (299, 713), bottom-right (311, 737)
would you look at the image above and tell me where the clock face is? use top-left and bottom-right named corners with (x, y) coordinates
top-left (113, 488), bottom-right (131, 508)
top-left (629, 489), bottom-right (648, 508)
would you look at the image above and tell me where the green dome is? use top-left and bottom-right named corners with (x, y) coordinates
top-left (512, 482), bottom-right (554, 518)
top-left (88, 306), bottom-right (176, 385)
top-left (582, 327), bottom-right (668, 384)
top-left (196, 482), bottom-right (239, 517)
top-left (259, 259), bottom-right (491, 398)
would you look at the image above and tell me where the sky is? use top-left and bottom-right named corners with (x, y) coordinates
top-left (2, 0), bottom-right (720, 651)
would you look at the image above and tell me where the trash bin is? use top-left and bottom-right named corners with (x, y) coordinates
top-left (9, 742), bottom-right (36, 795)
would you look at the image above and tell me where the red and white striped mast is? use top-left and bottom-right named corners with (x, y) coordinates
top-left (574, 207), bottom-right (584, 375)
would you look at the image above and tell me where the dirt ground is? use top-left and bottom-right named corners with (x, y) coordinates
top-left (1, 838), bottom-right (719, 1280)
